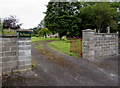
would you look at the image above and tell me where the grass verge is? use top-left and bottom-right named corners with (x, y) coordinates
top-left (48, 40), bottom-right (80, 57)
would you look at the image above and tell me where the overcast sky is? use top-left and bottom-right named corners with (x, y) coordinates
top-left (0, 0), bottom-right (50, 29)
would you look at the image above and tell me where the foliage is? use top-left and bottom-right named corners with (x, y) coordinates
top-left (44, 2), bottom-right (82, 38)
top-left (37, 20), bottom-right (45, 29)
top-left (79, 3), bottom-right (118, 33)
top-left (61, 36), bottom-right (67, 41)
top-left (92, 3), bottom-right (118, 32)
top-left (31, 34), bottom-right (38, 37)
top-left (38, 28), bottom-right (52, 38)
top-left (44, 2), bottom-right (119, 37)
top-left (3, 15), bottom-right (22, 30)
top-left (2, 29), bottom-right (16, 34)
top-left (30, 27), bottom-right (40, 34)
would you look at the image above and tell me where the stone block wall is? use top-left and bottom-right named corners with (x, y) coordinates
top-left (0, 35), bottom-right (18, 74)
top-left (0, 34), bottom-right (31, 75)
top-left (18, 38), bottom-right (31, 70)
top-left (82, 29), bottom-right (119, 60)
top-left (94, 33), bottom-right (118, 57)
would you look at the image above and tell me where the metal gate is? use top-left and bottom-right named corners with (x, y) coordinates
top-left (70, 37), bottom-right (82, 57)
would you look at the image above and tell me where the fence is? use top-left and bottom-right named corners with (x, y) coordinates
top-left (70, 37), bottom-right (82, 57)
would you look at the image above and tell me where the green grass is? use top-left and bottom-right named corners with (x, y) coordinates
top-left (32, 37), bottom-right (59, 43)
top-left (48, 40), bottom-right (79, 57)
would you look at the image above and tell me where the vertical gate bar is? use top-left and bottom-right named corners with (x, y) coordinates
top-left (80, 37), bottom-right (82, 57)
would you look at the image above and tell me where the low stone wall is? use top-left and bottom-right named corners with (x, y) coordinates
top-left (94, 33), bottom-right (118, 57)
top-left (0, 34), bottom-right (31, 75)
top-left (82, 29), bottom-right (119, 60)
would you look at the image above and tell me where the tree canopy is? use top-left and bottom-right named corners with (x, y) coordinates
top-left (44, 2), bottom-right (119, 38)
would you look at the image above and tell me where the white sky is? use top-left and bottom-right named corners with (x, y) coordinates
top-left (0, 0), bottom-right (50, 29)
top-left (0, 0), bottom-right (119, 29)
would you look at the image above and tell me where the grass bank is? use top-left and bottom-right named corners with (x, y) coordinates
top-left (48, 41), bottom-right (79, 57)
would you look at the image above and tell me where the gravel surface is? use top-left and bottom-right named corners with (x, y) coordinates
top-left (2, 41), bottom-right (119, 86)
top-left (31, 41), bottom-right (119, 86)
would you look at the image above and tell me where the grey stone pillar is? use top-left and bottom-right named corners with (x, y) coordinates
top-left (18, 38), bottom-right (31, 70)
top-left (82, 29), bottom-right (95, 60)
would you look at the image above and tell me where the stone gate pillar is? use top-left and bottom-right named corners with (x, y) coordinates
top-left (17, 30), bottom-right (32, 71)
top-left (82, 29), bottom-right (95, 60)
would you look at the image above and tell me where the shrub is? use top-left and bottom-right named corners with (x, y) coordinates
top-left (61, 36), bottom-right (67, 41)
top-left (3, 29), bottom-right (16, 34)
top-left (38, 28), bottom-right (51, 38)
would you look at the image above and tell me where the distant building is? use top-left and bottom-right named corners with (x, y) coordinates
top-left (117, 8), bottom-right (120, 12)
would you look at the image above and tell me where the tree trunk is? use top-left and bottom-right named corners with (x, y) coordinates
top-left (45, 33), bottom-right (47, 38)
top-left (59, 33), bottom-right (62, 40)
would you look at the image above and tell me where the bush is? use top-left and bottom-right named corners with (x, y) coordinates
top-left (38, 28), bottom-right (51, 37)
top-left (31, 34), bottom-right (36, 37)
top-left (61, 36), bottom-right (67, 41)
top-left (3, 29), bottom-right (16, 34)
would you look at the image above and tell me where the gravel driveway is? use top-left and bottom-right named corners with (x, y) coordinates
top-left (31, 41), bottom-right (119, 86)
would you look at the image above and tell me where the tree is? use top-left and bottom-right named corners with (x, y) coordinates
top-left (93, 3), bottom-right (118, 32)
top-left (79, 5), bottom-right (95, 30)
top-left (38, 28), bottom-right (51, 38)
top-left (44, 2), bottom-right (119, 39)
top-left (44, 2), bottom-right (82, 38)
top-left (79, 3), bottom-right (118, 33)
top-left (37, 20), bottom-right (45, 29)
top-left (3, 15), bottom-right (22, 30)
top-left (30, 27), bottom-right (40, 34)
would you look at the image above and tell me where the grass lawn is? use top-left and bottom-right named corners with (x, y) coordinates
top-left (48, 41), bottom-right (80, 57)
top-left (31, 37), bottom-right (59, 43)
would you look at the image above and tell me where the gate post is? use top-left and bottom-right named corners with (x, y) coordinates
top-left (82, 29), bottom-right (95, 60)
top-left (17, 29), bottom-right (32, 71)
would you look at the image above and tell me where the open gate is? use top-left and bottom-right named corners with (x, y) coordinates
top-left (70, 37), bottom-right (82, 57)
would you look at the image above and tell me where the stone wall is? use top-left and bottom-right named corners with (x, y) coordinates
top-left (18, 38), bottom-right (31, 70)
top-left (0, 34), bottom-right (31, 75)
top-left (82, 29), bottom-right (119, 60)
top-left (94, 33), bottom-right (118, 57)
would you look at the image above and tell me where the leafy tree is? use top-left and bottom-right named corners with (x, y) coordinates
top-left (79, 5), bottom-right (95, 30)
top-left (37, 20), bottom-right (45, 29)
top-left (79, 3), bottom-right (118, 33)
top-left (38, 28), bottom-right (51, 38)
top-left (44, 2), bottom-right (119, 38)
top-left (44, 2), bottom-right (82, 38)
top-left (30, 27), bottom-right (40, 34)
top-left (3, 15), bottom-right (22, 30)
